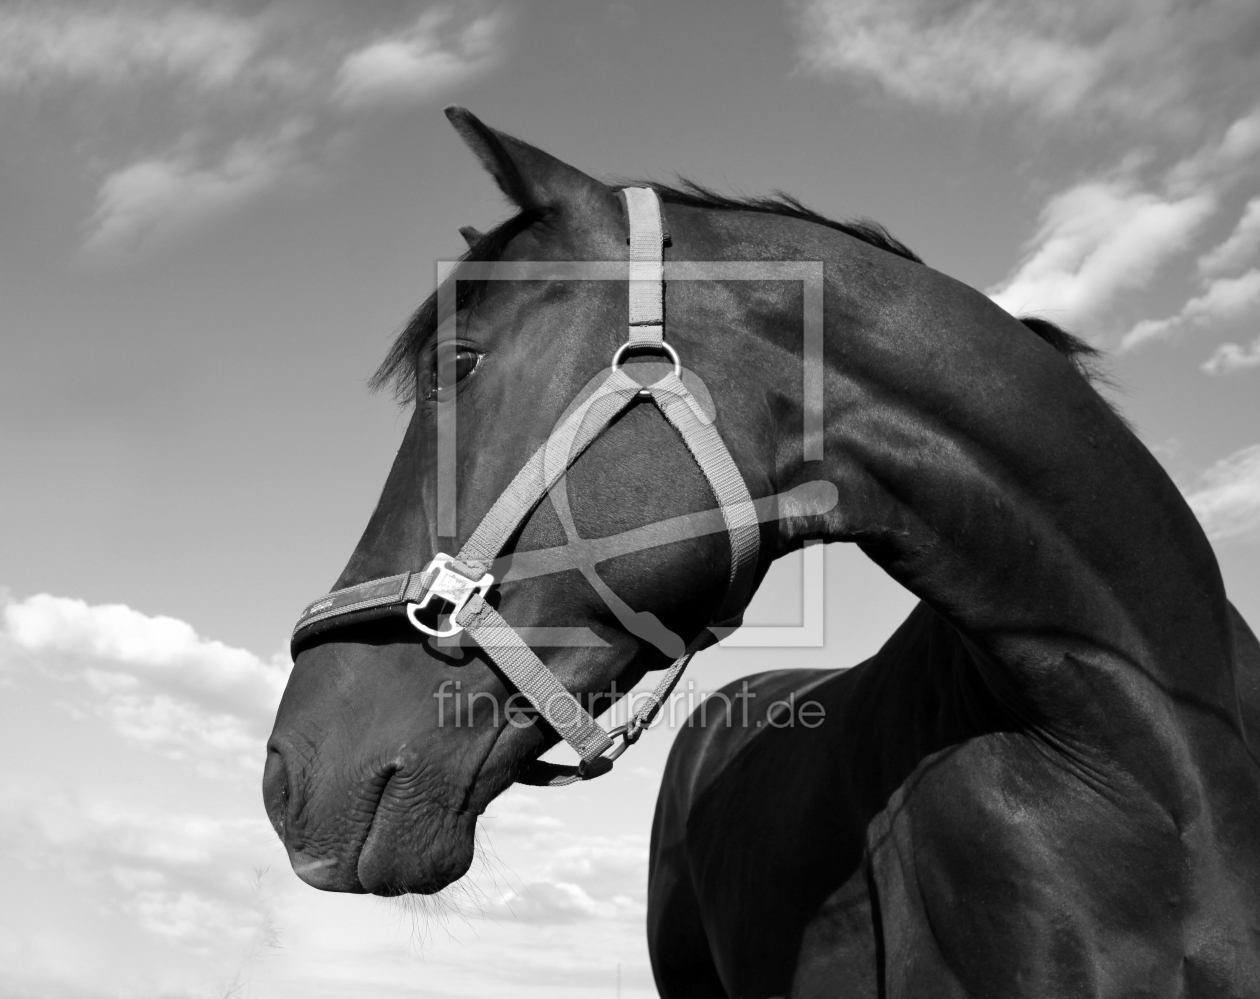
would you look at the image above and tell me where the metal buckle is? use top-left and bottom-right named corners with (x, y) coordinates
top-left (405, 554), bottom-right (494, 638)
top-left (591, 721), bottom-right (640, 769)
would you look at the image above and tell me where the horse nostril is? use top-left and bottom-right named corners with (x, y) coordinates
top-left (262, 747), bottom-right (290, 838)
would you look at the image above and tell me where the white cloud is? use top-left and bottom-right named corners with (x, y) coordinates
top-left (1199, 198), bottom-right (1260, 277)
top-left (793, 0), bottom-right (1101, 118)
top-left (496, 879), bottom-right (643, 924)
top-left (484, 833), bottom-right (648, 925)
top-left (1163, 109), bottom-right (1260, 207)
top-left (1121, 269), bottom-right (1260, 351)
top-left (80, 126), bottom-right (305, 257)
top-left (1203, 335), bottom-right (1260, 376)
top-left (988, 174), bottom-right (1215, 327)
top-left (1182, 445), bottom-right (1260, 542)
top-left (988, 102), bottom-right (1260, 341)
top-left (1216, 111), bottom-right (1260, 166)
top-left (0, 5), bottom-right (260, 90)
top-left (13, 794), bottom-right (274, 898)
top-left (0, 788), bottom-right (284, 995)
top-left (3, 5), bottom-right (509, 255)
top-left (3, 593), bottom-right (288, 771)
top-left (792, 0), bottom-right (1260, 128)
top-left (483, 792), bottom-right (564, 834)
top-left (334, 7), bottom-right (504, 108)
top-left (542, 837), bottom-right (649, 904)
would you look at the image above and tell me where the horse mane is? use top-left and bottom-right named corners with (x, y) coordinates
top-left (370, 187), bottom-right (1102, 400)
top-left (1015, 315), bottom-right (1104, 382)
top-left (643, 179), bottom-right (924, 265)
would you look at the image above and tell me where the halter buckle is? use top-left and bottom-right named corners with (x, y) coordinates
top-left (406, 554), bottom-right (494, 638)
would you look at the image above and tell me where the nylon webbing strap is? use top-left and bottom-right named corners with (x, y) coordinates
top-left (628, 650), bottom-right (693, 736)
top-left (455, 367), bottom-right (643, 574)
top-left (457, 595), bottom-right (614, 762)
top-left (521, 649), bottom-right (696, 788)
top-left (293, 571), bottom-right (432, 638)
top-left (623, 187), bottom-right (664, 346)
top-left (649, 372), bottom-right (760, 622)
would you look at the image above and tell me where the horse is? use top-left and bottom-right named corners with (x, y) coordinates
top-left (262, 108), bottom-right (1260, 997)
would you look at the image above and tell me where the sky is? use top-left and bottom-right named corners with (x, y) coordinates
top-left (1, 1), bottom-right (1258, 996)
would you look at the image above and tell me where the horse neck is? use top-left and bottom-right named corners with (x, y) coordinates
top-left (751, 227), bottom-right (1238, 725)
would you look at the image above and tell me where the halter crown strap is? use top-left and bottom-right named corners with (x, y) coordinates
top-left (624, 186), bottom-right (665, 346)
top-left (291, 188), bottom-right (760, 787)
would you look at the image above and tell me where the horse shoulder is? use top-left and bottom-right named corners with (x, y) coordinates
top-left (850, 601), bottom-right (1260, 995)
top-left (651, 666), bottom-right (876, 998)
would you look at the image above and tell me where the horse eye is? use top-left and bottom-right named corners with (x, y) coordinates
top-left (427, 346), bottom-right (482, 399)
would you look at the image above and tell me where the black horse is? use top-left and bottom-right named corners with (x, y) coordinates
top-left (263, 110), bottom-right (1260, 996)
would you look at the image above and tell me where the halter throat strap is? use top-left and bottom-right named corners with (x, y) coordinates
top-left (291, 188), bottom-right (760, 786)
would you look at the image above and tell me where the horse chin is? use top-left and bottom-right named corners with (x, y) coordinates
top-left (353, 783), bottom-right (478, 896)
top-left (348, 725), bottom-right (533, 896)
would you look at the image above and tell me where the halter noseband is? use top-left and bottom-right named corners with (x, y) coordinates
top-left (290, 189), bottom-right (760, 786)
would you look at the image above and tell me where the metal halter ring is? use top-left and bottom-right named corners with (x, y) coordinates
top-left (611, 340), bottom-right (681, 381)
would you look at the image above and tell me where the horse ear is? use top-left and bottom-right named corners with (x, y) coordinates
top-left (458, 226), bottom-right (484, 248)
top-left (445, 106), bottom-right (611, 213)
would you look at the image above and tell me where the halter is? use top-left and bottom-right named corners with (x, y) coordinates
top-left (291, 189), bottom-right (760, 786)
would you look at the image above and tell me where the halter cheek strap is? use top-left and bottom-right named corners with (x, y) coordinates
top-left (291, 188), bottom-right (760, 786)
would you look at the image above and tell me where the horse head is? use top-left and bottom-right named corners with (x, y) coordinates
top-left (263, 109), bottom-right (790, 895)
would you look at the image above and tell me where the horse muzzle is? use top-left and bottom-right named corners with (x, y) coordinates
top-left (263, 641), bottom-right (486, 895)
